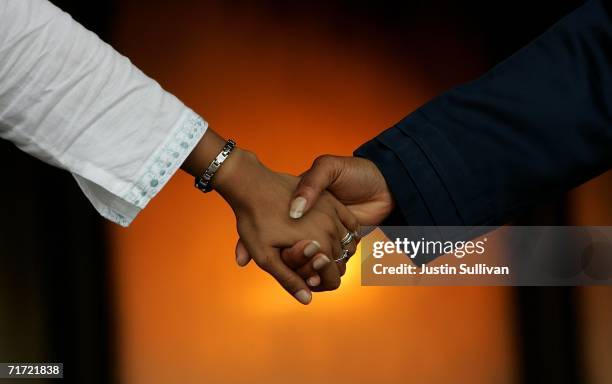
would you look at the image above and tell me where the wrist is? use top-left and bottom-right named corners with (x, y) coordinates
top-left (181, 129), bottom-right (226, 177)
top-left (213, 148), bottom-right (270, 209)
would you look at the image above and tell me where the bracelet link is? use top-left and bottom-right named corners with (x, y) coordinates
top-left (195, 139), bottom-right (236, 193)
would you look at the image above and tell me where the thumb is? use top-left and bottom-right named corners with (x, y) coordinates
top-left (289, 155), bottom-right (342, 219)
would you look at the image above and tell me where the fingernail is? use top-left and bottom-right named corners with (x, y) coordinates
top-left (304, 241), bottom-right (320, 258)
top-left (313, 254), bottom-right (331, 270)
top-left (294, 289), bottom-right (312, 305)
top-left (289, 197), bottom-right (307, 219)
top-left (307, 275), bottom-right (321, 287)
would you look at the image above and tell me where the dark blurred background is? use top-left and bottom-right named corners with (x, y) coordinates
top-left (1, 1), bottom-right (610, 383)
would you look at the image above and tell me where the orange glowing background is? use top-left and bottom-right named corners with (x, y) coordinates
top-left (108, 2), bottom-right (519, 383)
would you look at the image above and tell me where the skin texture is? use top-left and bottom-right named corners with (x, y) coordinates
top-left (182, 130), bottom-right (358, 304)
top-left (236, 155), bottom-right (396, 292)
top-left (290, 155), bottom-right (396, 226)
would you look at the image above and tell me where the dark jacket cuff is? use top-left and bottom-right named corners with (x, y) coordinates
top-left (355, 110), bottom-right (489, 226)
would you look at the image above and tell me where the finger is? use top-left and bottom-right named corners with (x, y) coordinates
top-left (310, 227), bottom-right (344, 291)
top-left (336, 221), bottom-right (357, 262)
top-left (296, 252), bottom-right (340, 292)
top-left (280, 240), bottom-right (323, 288)
top-left (334, 200), bottom-right (360, 243)
top-left (333, 219), bottom-right (355, 278)
top-left (316, 255), bottom-right (342, 291)
top-left (235, 239), bottom-right (253, 267)
top-left (318, 231), bottom-right (344, 290)
top-left (256, 248), bottom-right (313, 305)
top-left (280, 239), bottom-right (321, 269)
top-left (281, 246), bottom-right (321, 287)
top-left (294, 255), bottom-right (325, 289)
top-left (338, 253), bottom-right (351, 276)
top-left (290, 155), bottom-right (342, 219)
top-left (337, 261), bottom-right (347, 276)
top-left (299, 221), bottom-right (342, 289)
top-left (306, 274), bottom-right (321, 288)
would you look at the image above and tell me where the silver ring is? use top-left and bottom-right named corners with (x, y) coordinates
top-left (340, 232), bottom-right (354, 248)
top-left (334, 249), bottom-right (350, 263)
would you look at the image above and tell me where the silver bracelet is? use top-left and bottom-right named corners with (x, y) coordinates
top-left (195, 139), bottom-right (236, 193)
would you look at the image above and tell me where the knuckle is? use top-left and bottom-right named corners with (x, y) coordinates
top-left (312, 154), bottom-right (334, 168)
top-left (280, 248), bottom-right (297, 262)
top-left (299, 262), bottom-right (316, 275)
top-left (299, 183), bottom-right (318, 196)
top-left (283, 274), bottom-right (301, 290)
top-left (298, 268), bottom-right (313, 280)
top-left (256, 255), bottom-right (274, 271)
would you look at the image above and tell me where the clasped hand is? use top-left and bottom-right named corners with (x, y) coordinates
top-left (219, 150), bottom-right (394, 305)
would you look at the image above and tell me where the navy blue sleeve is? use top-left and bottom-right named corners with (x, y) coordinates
top-left (355, 0), bottom-right (612, 226)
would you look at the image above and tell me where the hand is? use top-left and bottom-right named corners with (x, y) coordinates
top-left (182, 131), bottom-right (359, 304)
top-left (235, 189), bottom-right (360, 292)
top-left (235, 155), bottom-right (394, 290)
top-left (215, 149), bottom-right (358, 304)
top-left (289, 155), bottom-right (395, 225)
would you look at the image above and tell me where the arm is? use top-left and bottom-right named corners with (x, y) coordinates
top-left (0, 0), bottom-right (201, 226)
top-left (290, 0), bottom-right (612, 228)
top-left (0, 0), bottom-right (356, 303)
top-left (356, 0), bottom-right (612, 226)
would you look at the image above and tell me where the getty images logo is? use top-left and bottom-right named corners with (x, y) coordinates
top-left (372, 237), bottom-right (488, 259)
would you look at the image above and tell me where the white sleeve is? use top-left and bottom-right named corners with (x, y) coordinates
top-left (0, 0), bottom-right (207, 226)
